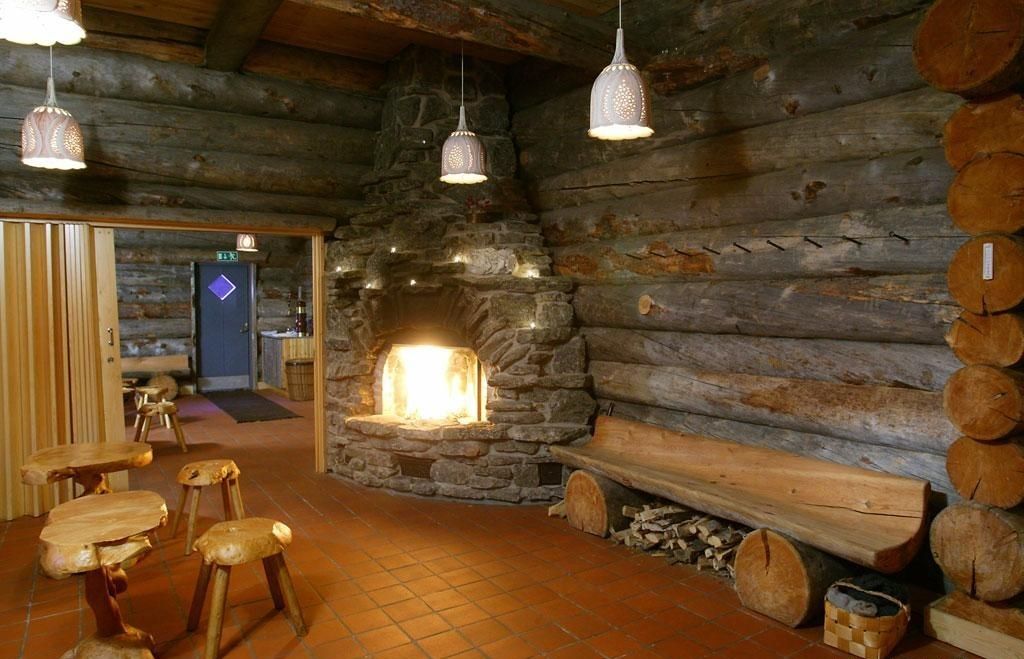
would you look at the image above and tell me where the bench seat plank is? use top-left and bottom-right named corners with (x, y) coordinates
top-left (551, 416), bottom-right (930, 573)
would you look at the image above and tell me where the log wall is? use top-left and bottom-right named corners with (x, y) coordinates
top-left (0, 43), bottom-right (381, 225)
top-left (511, 2), bottom-right (962, 494)
top-left (114, 230), bottom-right (311, 381)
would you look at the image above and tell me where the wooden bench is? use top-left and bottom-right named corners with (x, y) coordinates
top-left (551, 416), bottom-right (930, 574)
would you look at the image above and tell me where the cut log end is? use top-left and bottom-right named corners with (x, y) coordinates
top-left (734, 529), bottom-right (850, 627)
top-left (944, 94), bottom-right (1024, 170)
top-left (948, 234), bottom-right (1024, 315)
top-left (914, 0), bottom-right (1024, 97)
top-left (947, 436), bottom-right (1024, 508)
top-left (947, 311), bottom-right (1024, 368)
top-left (944, 365), bottom-right (1024, 440)
top-left (564, 471), bottom-right (647, 538)
top-left (949, 154), bottom-right (1024, 235)
top-left (931, 502), bottom-right (1024, 602)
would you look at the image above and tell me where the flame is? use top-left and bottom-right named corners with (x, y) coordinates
top-left (382, 345), bottom-right (482, 423)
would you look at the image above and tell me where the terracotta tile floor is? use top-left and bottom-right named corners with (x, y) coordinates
top-left (0, 393), bottom-right (974, 658)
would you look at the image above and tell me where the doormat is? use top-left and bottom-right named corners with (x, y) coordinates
top-left (204, 390), bottom-right (300, 424)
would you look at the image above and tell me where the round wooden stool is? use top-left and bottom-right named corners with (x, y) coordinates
top-left (133, 386), bottom-right (167, 429)
top-left (187, 518), bottom-right (306, 658)
top-left (171, 460), bottom-right (244, 556)
top-left (133, 401), bottom-right (188, 453)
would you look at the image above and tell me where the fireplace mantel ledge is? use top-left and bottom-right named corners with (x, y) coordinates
top-left (345, 415), bottom-right (508, 442)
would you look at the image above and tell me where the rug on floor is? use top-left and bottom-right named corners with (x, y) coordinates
top-left (203, 390), bottom-right (300, 423)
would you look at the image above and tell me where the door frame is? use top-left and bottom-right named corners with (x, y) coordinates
top-left (0, 212), bottom-right (329, 474)
top-left (191, 261), bottom-right (258, 392)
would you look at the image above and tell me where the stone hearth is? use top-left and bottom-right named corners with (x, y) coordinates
top-left (324, 46), bottom-right (595, 503)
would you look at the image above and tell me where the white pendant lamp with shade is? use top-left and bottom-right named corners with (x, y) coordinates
top-left (0, 0), bottom-right (86, 46)
top-left (440, 44), bottom-right (487, 185)
top-left (21, 47), bottom-right (86, 170)
top-left (589, 0), bottom-right (653, 141)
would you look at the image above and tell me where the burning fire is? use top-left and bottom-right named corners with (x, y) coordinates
top-left (382, 345), bottom-right (484, 424)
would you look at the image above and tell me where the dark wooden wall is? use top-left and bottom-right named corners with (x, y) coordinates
top-left (512, 1), bottom-right (962, 494)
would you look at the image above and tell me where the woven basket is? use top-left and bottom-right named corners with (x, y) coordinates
top-left (823, 580), bottom-right (910, 659)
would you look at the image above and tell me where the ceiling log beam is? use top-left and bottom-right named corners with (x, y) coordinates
top-left (290, 0), bottom-right (618, 71)
top-left (204, 0), bottom-right (286, 71)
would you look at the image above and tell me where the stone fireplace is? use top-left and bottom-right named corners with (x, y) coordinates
top-left (324, 47), bottom-right (595, 503)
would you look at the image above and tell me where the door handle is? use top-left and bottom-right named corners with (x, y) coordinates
top-left (107, 327), bottom-right (114, 346)
top-left (240, 323), bottom-right (249, 334)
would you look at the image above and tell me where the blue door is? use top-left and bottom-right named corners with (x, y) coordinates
top-left (196, 263), bottom-right (253, 391)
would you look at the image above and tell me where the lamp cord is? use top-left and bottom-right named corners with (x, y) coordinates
top-left (619, 0), bottom-right (622, 29)
top-left (49, 45), bottom-right (53, 80)
top-left (460, 41), bottom-right (465, 107)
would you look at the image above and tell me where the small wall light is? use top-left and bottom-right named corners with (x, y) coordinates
top-left (236, 233), bottom-right (258, 252)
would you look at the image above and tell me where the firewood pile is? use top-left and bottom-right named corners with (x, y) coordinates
top-left (611, 503), bottom-right (749, 578)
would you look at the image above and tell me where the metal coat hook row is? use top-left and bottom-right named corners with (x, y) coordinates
top-left (803, 236), bottom-right (823, 248)
top-left (733, 242), bottom-right (751, 254)
top-left (889, 231), bottom-right (910, 244)
top-left (702, 245), bottom-right (721, 255)
top-left (842, 235), bottom-right (864, 246)
top-left (767, 240), bottom-right (785, 251)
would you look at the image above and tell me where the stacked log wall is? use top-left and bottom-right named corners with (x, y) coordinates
top-left (511, 2), bottom-right (962, 494)
top-left (0, 43), bottom-right (381, 225)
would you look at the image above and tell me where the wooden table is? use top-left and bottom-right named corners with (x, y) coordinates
top-left (21, 442), bottom-right (153, 496)
top-left (40, 490), bottom-right (167, 658)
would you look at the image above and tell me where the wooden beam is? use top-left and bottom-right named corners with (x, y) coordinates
top-left (243, 42), bottom-right (386, 93)
top-left (290, 0), bottom-right (616, 71)
top-left (82, 8), bottom-right (205, 65)
top-left (205, 0), bottom-right (285, 72)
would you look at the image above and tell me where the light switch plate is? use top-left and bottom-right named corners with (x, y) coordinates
top-left (983, 242), bottom-right (994, 281)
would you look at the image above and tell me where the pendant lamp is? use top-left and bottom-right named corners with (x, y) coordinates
top-left (589, 0), bottom-right (653, 141)
top-left (236, 233), bottom-right (258, 252)
top-left (0, 0), bottom-right (85, 46)
top-left (440, 44), bottom-right (487, 185)
top-left (21, 48), bottom-right (86, 170)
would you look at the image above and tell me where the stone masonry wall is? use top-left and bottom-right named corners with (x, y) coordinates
top-left (323, 46), bottom-right (596, 503)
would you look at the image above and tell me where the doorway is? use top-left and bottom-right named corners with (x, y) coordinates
top-left (194, 262), bottom-right (257, 392)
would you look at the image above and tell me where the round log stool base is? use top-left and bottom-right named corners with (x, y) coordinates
top-left (188, 518), bottom-right (306, 659)
top-left (134, 402), bottom-right (188, 453)
top-left (133, 386), bottom-right (167, 429)
top-left (171, 460), bottom-right (244, 556)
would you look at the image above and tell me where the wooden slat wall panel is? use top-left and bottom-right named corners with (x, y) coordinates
top-left (0, 222), bottom-right (71, 520)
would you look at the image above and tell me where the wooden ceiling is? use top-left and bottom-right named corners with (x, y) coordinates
top-left (79, 0), bottom-right (620, 94)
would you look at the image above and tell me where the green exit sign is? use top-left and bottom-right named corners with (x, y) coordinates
top-left (217, 251), bottom-right (238, 262)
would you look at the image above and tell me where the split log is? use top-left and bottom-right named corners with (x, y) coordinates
top-left (931, 502), bottom-right (1024, 602)
top-left (590, 361), bottom-right (955, 455)
top-left (734, 529), bottom-right (851, 627)
top-left (914, 0), bottom-right (1024, 98)
top-left (947, 436), bottom-right (1024, 509)
top-left (0, 43), bottom-right (383, 129)
top-left (0, 171), bottom-right (361, 221)
top-left (948, 154), bottom-right (1024, 235)
top-left (533, 88), bottom-right (956, 208)
top-left (515, 13), bottom-right (928, 180)
top-left (584, 328), bottom-right (957, 392)
top-left (945, 94), bottom-right (1024, 170)
top-left (574, 275), bottom-right (958, 344)
top-left (946, 311), bottom-right (1024, 367)
top-left (604, 399), bottom-right (954, 493)
top-left (0, 140), bottom-right (366, 200)
top-left (552, 205), bottom-right (963, 284)
top-left (540, 149), bottom-right (952, 243)
top-left (0, 200), bottom-right (337, 234)
top-left (948, 234), bottom-right (1024, 314)
top-left (564, 471), bottom-right (647, 537)
top-left (944, 365), bottom-right (1024, 441)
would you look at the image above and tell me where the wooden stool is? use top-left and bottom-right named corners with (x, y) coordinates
top-left (134, 401), bottom-right (188, 453)
top-left (171, 460), bottom-right (243, 556)
top-left (134, 386), bottom-right (167, 429)
top-left (188, 518), bottom-right (306, 658)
